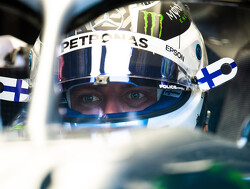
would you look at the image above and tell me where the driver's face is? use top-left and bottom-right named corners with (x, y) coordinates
top-left (69, 83), bottom-right (157, 115)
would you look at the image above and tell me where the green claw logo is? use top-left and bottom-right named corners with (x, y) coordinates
top-left (141, 10), bottom-right (164, 38)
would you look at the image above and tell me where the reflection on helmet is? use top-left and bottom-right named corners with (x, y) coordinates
top-left (56, 1), bottom-right (207, 129)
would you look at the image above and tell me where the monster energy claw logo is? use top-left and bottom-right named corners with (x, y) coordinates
top-left (141, 11), bottom-right (163, 38)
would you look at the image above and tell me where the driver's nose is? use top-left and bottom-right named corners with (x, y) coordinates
top-left (103, 97), bottom-right (123, 114)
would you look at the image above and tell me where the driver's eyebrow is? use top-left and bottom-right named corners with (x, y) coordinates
top-left (121, 84), bottom-right (137, 89)
top-left (121, 85), bottom-right (156, 91)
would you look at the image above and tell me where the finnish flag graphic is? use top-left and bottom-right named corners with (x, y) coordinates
top-left (196, 58), bottom-right (237, 91)
top-left (0, 76), bottom-right (29, 102)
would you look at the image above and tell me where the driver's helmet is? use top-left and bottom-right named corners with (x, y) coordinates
top-left (33, 1), bottom-right (208, 129)
top-left (56, 1), bottom-right (208, 129)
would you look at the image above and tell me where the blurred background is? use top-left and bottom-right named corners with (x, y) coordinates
top-left (0, 1), bottom-right (249, 188)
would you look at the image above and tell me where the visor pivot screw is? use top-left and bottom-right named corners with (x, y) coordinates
top-left (221, 63), bottom-right (232, 75)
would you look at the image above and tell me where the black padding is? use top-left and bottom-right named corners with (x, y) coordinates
top-left (216, 42), bottom-right (250, 141)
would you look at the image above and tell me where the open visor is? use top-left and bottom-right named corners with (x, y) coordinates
top-left (57, 34), bottom-right (193, 124)
top-left (58, 49), bottom-right (192, 89)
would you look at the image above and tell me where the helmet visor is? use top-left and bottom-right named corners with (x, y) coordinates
top-left (57, 31), bottom-right (193, 90)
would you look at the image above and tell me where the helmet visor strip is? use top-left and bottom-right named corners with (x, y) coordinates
top-left (58, 31), bottom-right (194, 88)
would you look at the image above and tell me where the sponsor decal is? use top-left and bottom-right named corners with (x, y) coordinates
top-left (138, 2), bottom-right (191, 40)
top-left (141, 11), bottom-right (164, 38)
top-left (179, 13), bottom-right (188, 24)
top-left (163, 89), bottom-right (182, 98)
top-left (166, 2), bottom-right (187, 24)
top-left (159, 84), bottom-right (184, 90)
top-left (89, 9), bottom-right (124, 31)
top-left (60, 31), bottom-right (186, 67)
top-left (61, 32), bottom-right (148, 54)
top-left (166, 45), bottom-right (184, 62)
top-left (85, 7), bottom-right (131, 32)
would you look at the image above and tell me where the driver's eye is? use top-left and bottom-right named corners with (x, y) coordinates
top-left (122, 89), bottom-right (151, 108)
top-left (76, 94), bottom-right (102, 109)
top-left (129, 92), bottom-right (145, 100)
top-left (83, 95), bottom-right (100, 102)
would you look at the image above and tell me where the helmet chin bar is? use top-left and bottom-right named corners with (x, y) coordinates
top-left (195, 57), bottom-right (237, 91)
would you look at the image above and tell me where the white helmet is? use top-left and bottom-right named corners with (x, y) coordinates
top-left (31, 1), bottom-right (237, 130)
